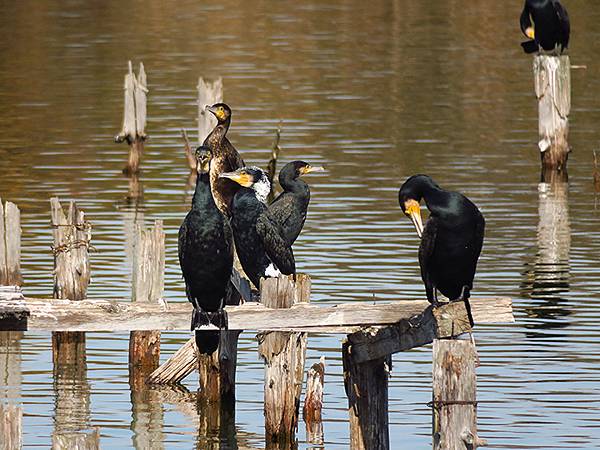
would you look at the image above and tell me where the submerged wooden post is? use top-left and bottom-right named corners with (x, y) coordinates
top-left (129, 220), bottom-right (164, 390)
top-left (432, 338), bottom-right (485, 450)
top-left (116, 61), bottom-right (148, 175)
top-left (259, 274), bottom-right (310, 447)
top-left (534, 55), bottom-right (571, 181)
top-left (0, 200), bottom-right (22, 287)
top-left (343, 342), bottom-right (390, 450)
top-left (0, 404), bottom-right (22, 449)
top-left (197, 77), bottom-right (223, 145)
top-left (303, 356), bottom-right (325, 445)
top-left (51, 198), bottom-right (91, 368)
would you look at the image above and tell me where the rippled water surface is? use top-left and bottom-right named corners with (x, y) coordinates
top-left (1, 0), bottom-right (600, 448)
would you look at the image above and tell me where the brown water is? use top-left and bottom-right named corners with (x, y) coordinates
top-left (1, 0), bottom-right (600, 448)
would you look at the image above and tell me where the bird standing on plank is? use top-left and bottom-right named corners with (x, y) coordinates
top-left (178, 146), bottom-right (233, 354)
top-left (398, 175), bottom-right (485, 324)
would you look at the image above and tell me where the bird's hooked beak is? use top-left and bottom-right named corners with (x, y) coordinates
top-left (404, 199), bottom-right (424, 238)
top-left (525, 26), bottom-right (535, 39)
top-left (219, 169), bottom-right (253, 187)
top-left (300, 165), bottom-right (325, 175)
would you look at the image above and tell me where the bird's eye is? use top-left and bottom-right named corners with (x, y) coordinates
top-left (219, 107), bottom-right (224, 112)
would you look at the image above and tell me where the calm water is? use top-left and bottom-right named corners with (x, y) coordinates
top-left (1, 0), bottom-right (600, 448)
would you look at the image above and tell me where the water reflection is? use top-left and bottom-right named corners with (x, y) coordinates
top-left (521, 180), bottom-right (571, 336)
top-left (0, 332), bottom-right (22, 401)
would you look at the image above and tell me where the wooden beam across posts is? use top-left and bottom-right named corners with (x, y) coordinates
top-left (534, 55), bottom-right (571, 181)
top-left (197, 77), bottom-right (223, 146)
top-left (259, 274), bottom-right (310, 447)
top-left (0, 200), bottom-right (22, 287)
top-left (129, 220), bottom-right (164, 390)
top-left (115, 61), bottom-right (148, 175)
top-left (0, 404), bottom-right (22, 449)
top-left (50, 198), bottom-right (91, 372)
top-left (0, 296), bottom-right (514, 334)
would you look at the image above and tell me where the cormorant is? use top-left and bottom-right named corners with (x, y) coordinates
top-left (178, 146), bottom-right (233, 354)
top-left (219, 166), bottom-right (295, 288)
top-left (203, 103), bottom-right (245, 215)
top-left (268, 161), bottom-right (324, 246)
top-left (520, 0), bottom-right (570, 54)
top-left (398, 175), bottom-right (485, 315)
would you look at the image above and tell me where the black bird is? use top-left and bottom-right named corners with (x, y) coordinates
top-left (520, 0), bottom-right (570, 54)
top-left (220, 166), bottom-right (295, 288)
top-left (203, 103), bottom-right (245, 216)
top-left (178, 146), bottom-right (233, 354)
top-left (269, 161), bottom-right (324, 246)
top-left (398, 175), bottom-right (485, 314)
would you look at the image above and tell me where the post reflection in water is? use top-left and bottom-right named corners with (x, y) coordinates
top-left (521, 180), bottom-right (571, 336)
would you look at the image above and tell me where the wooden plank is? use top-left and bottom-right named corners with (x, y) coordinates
top-left (147, 337), bottom-right (196, 385)
top-left (0, 297), bottom-right (513, 333)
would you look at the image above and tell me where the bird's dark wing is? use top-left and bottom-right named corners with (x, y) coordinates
top-left (519, 1), bottom-right (532, 36)
top-left (224, 139), bottom-right (245, 169)
top-left (177, 220), bottom-right (189, 273)
top-left (256, 211), bottom-right (295, 275)
top-left (553, 0), bottom-right (570, 49)
top-left (418, 217), bottom-right (437, 303)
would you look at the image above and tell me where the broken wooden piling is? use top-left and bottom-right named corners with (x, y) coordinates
top-left (259, 274), bottom-right (310, 446)
top-left (534, 55), bottom-right (571, 181)
top-left (197, 77), bottom-right (223, 145)
top-left (0, 200), bottom-right (22, 287)
top-left (129, 220), bottom-right (164, 390)
top-left (116, 61), bottom-right (148, 175)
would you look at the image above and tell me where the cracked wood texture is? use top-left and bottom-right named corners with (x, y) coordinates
top-left (259, 274), bottom-right (310, 448)
top-left (534, 55), bottom-right (571, 180)
top-left (129, 220), bottom-right (164, 391)
top-left (0, 200), bottom-right (22, 287)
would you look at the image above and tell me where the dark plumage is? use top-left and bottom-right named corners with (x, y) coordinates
top-left (520, 0), bottom-right (570, 54)
top-left (220, 166), bottom-right (295, 288)
top-left (268, 161), bottom-right (324, 246)
top-left (178, 147), bottom-right (233, 354)
top-left (398, 175), bottom-right (485, 313)
top-left (203, 103), bottom-right (245, 216)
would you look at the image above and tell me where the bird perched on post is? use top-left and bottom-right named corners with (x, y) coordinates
top-left (203, 103), bottom-right (245, 216)
top-left (520, 0), bottom-right (570, 54)
top-left (220, 166), bottom-right (295, 288)
top-left (398, 175), bottom-right (485, 323)
top-left (178, 146), bottom-right (233, 354)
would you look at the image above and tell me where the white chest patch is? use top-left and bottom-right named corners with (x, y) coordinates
top-left (265, 263), bottom-right (281, 278)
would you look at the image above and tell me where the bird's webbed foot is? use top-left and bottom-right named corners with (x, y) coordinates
top-left (191, 308), bottom-right (212, 331)
top-left (208, 308), bottom-right (228, 329)
top-left (457, 285), bottom-right (474, 328)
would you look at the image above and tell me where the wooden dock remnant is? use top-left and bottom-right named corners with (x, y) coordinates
top-left (534, 55), bottom-right (571, 181)
top-left (115, 61), bottom-right (148, 175)
top-left (197, 77), bottom-right (223, 145)
top-left (129, 220), bottom-right (165, 390)
top-left (0, 200), bottom-right (22, 287)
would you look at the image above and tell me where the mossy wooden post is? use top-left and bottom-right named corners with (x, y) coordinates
top-left (432, 338), bottom-right (485, 450)
top-left (0, 404), bottom-right (22, 449)
top-left (303, 356), bottom-right (325, 445)
top-left (259, 274), bottom-right (310, 447)
top-left (0, 200), bottom-right (22, 287)
top-left (116, 61), bottom-right (148, 175)
top-left (197, 77), bottom-right (223, 146)
top-left (534, 55), bottom-right (571, 182)
top-left (51, 198), bottom-right (91, 370)
top-left (343, 342), bottom-right (390, 450)
top-left (129, 220), bottom-right (164, 390)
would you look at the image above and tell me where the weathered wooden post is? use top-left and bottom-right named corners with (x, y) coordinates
top-left (0, 403), bottom-right (22, 449)
top-left (197, 77), bottom-right (223, 146)
top-left (432, 337), bottom-right (485, 450)
top-left (0, 200), bottom-right (22, 287)
top-left (259, 274), bottom-right (310, 447)
top-left (303, 356), bottom-right (325, 445)
top-left (50, 198), bottom-right (91, 368)
top-left (534, 55), bottom-right (571, 182)
top-left (115, 61), bottom-right (148, 175)
top-left (129, 220), bottom-right (164, 390)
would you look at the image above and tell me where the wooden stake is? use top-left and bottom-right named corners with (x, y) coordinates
top-left (198, 330), bottom-right (241, 404)
top-left (0, 404), bottom-right (22, 449)
top-left (50, 198), bottom-right (90, 373)
top-left (116, 61), bottom-right (148, 175)
top-left (259, 274), bottom-right (310, 446)
top-left (534, 55), bottom-right (571, 181)
top-left (432, 338), bottom-right (485, 450)
top-left (197, 77), bottom-right (223, 145)
top-left (343, 340), bottom-right (390, 450)
top-left (303, 356), bottom-right (325, 445)
top-left (129, 220), bottom-right (164, 390)
top-left (0, 200), bottom-right (22, 287)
